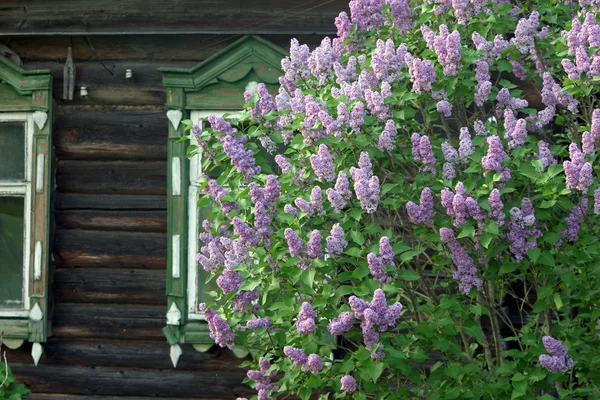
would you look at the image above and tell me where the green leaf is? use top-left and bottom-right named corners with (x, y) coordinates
top-left (538, 251), bottom-right (556, 267)
top-left (528, 248), bottom-right (541, 262)
top-left (350, 207), bottom-right (363, 221)
top-left (197, 196), bottom-right (212, 207)
top-left (350, 230), bottom-right (365, 246)
top-left (398, 270), bottom-right (420, 281)
top-left (499, 263), bottom-right (517, 275)
top-left (457, 223), bottom-right (475, 239)
top-left (539, 200), bottom-right (556, 209)
top-left (553, 292), bottom-right (563, 310)
top-left (479, 234), bottom-right (493, 249)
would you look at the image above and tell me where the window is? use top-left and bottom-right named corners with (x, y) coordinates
top-left (160, 35), bottom-right (286, 367)
top-left (0, 57), bottom-right (52, 365)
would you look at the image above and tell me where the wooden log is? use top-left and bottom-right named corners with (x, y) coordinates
top-left (5, 34), bottom-right (324, 62)
top-left (54, 229), bottom-right (166, 268)
top-left (10, 364), bottom-right (253, 398)
top-left (53, 268), bottom-right (166, 304)
top-left (27, 61), bottom-right (195, 106)
top-left (56, 160), bottom-right (167, 195)
top-left (52, 303), bottom-right (166, 340)
top-left (6, 339), bottom-right (243, 372)
top-left (26, 395), bottom-right (228, 400)
top-left (53, 110), bottom-right (168, 160)
top-left (56, 210), bottom-right (166, 232)
top-left (55, 194), bottom-right (167, 210)
top-left (0, 0), bottom-right (347, 36)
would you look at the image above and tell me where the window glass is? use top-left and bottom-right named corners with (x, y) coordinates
top-left (0, 196), bottom-right (25, 309)
top-left (0, 123), bottom-right (26, 180)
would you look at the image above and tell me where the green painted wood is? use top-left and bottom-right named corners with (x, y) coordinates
top-left (0, 196), bottom-right (25, 309)
top-left (160, 35), bottom-right (286, 111)
top-left (0, 54), bottom-right (52, 345)
top-left (183, 322), bottom-right (213, 345)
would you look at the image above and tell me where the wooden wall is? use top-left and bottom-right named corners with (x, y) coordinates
top-left (1, 0), bottom-right (349, 395)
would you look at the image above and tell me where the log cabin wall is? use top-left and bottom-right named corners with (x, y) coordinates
top-left (1, 1), bottom-right (349, 398)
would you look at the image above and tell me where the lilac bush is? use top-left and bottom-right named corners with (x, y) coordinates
top-left (185, 0), bottom-right (600, 398)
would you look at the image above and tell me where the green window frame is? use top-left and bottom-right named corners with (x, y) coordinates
top-left (159, 36), bottom-right (286, 367)
top-left (0, 56), bottom-right (52, 365)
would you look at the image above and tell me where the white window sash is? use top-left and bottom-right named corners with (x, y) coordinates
top-left (0, 112), bottom-right (34, 314)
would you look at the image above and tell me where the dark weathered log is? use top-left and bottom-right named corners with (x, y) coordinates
top-left (0, 0), bottom-right (347, 36)
top-left (56, 160), bottom-right (167, 195)
top-left (53, 109), bottom-right (168, 160)
top-left (55, 194), bottom-right (167, 210)
top-left (56, 210), bottom-right (166, 232)
top-left (52, 303), bottom-right (165, 339)
top-left (10, 364), bottom-right (252, 398)
top-left (26, 395), bottom-right (227, 400)
top-left (6, 339), bottom-right (243, 372)
top-left (53, 268), bottom-right (166, 304)
top-left (54, 229), bottom-right (166, 268)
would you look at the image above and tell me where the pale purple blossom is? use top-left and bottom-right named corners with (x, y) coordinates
top-left (539, 336), bottom-right (574, 373)
top-left (310, 144), bottom-right (336, 182)
top-left (406, 187), bottom-right (435, 225)
top-left (482, 136), bottom-right (507, 175)
top-left (437, 100), bottom-right (453, 117)
top-left (307, 230), bottom-right (323, 258)
top-left (285, 228), bottom-right (305, 257)
top-left (335, 171), bottom-right (353, 199)
top-left (296, 302), bottom-right (317, 334)
top-left (246, 317), bottom-right (271, 331)
top-left (200, 304), bottom-right (235, 349)
top-left (328, 311), bottom-right (354, 335)
top-left (537, 141), bottom-right (557, 168)
top-left (326, 224), bottom-right (348, 256)
top-left (275, 154), bottom-right (292, 173)
top-left (439, 227), bottom-right (482, 294)
top-left (582, 131), bottom-right (595, 155)
top-left (488, 189), bottom-right (505, 226)
top-left (459, 128), bottom-right (474, 159)
top-left (340, 375), bottom-right (357, 392)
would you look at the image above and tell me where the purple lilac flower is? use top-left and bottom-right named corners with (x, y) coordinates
top-left (592, 109), bottom-right (600, 140)
top-left (404, 53), bottom-right (436, 93)
top-left (482, 136), bottom-right (507, 176)
top-left (459, 128), bottom-right (474, 160)
top-left (368, 253), bottom-right (389, 284)
top-left (510, 60), bottom-right (527, 80)
top-left (406, 187), bottom-right (435, 225)
top-left (595, 188), bottom-right (600, 214)
top-left (582, 131), bottom-right (595, 155)
top-left (432, 27), bottom-right (462, 76)
top-left (328, 311), bottom-right (354, 335)
top-left (437, 100), bottom-right (453, 117)
top-left (326, 188), bottom-right (347, 213)
top-left (564, 143), bottom-right (593, 192)
top-left (488, 189), bottom-right (505, 226)
top-left (475, 60), bottom-right (491, 106)
top-left (296, 302), bottom-right (317, 334)
top-left (326, 224), bottom-right (348, 256)
top-left (275, 154), bottom-right (292, 173)
top-left (295, 198), bottom-right (312, 215)
top-left (419, 135), bottom-right (437, 173)
top-left (512, 11), bottom-right (540, 53)
top-left (411, 133), bottom-right (422, 161)
top-left (359, 152), bottom-right (373, 177)
top-left (349, 289), bottom-right (403, 354)
top-left (246, 317), bottom-right (271, 331)
top-left (335, 171), bottom-right (353, 199)
top-left (365, 89), bottom-right (391, 121)
top-left (443, 163), bottom-right (456, 180)
top-left (473, 120), bottom-right (487, 136)
top-left (303, 354), bottom-right (323, 374)
top-left (507, 198), bottom-right (542, 261)
top-left (307, 230), bottom-right (323, 259)
top-left (284, 346), bottom-right (308, 366)
top-left (220, 132), bottom-right (261, 179)
top-left (442, 142), bottom-right (459, 163)
top-left (232, 289), bottom-right (259, 312)
top-left (216, 269), bottom-right (243, 295)
top-left (439, 227), bottom-right (483, 294)
top-left (348, 0), bottom-right (385, 32)
top-left (349, 102), bottom-right (365, 132)
top-left (379, 236), bottom-right (395, 266)
top-left (310, 144), bottom-right (336, 182)
top-left (371, 39), bottom-right (407, 83)
top-left (284, 204), bottom-right (298, 216)
top-left (340, 375), bottom-right (357, 392)
top-left (350, 167), bottom-right (380, 213)
top-left (537, 141), bottom-right (557, 168)
top-left (285, 228), bottom-right (305, 257)
top-left (559, 199), bottom-right (588, 243)
top-left (539, 336), bottom-right (574, 373)
top-left (310, 186), bottom-right (324, 215)
top-left (506, 119), bottom-right (527, 149)
top-left (308, 37), bottom-right (337, 85)
top-left (200, 304), bottom-right (235, 349)
top-left (264, 175), bottom-right (281, 205)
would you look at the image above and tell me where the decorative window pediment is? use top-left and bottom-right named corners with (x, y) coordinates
top-left (0, 56), bottom-right (52, 365)
top-left (159, 35), bottom-right (285, 367)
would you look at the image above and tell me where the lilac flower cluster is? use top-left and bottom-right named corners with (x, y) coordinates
top-left (437, 100), bottom-right (453, 117)
top-left (439, 227), bottom-right (483, 294)
top-left (404, 53), bottom-right (436, 93)
top-left (441, 141), bottom-right (459, 180)
top-left (411, 133), bottom-right (437, 174)
top-left (596, 188), bottom-right (600, 214)
top-left (482, 136), bottom-right (508, 176)
top-left (506, 198), bottom-right (542, 261)
top-left (350, 155), bottom-right (380, 213)
top-left (246, 317), bottom-right (272, 331)
top-left (474, 60), bottom-right (491, 106)
top-left (367, 236), bottom-right (396, 284)
top-left (310, 144), bottom-right (336, 182)
top-left (245, 83), bottom-right (276, 122)
top-left (537, 141), bottom-right (557, 168)
top-left (340, 375), bottom-right (357, 392)
top-left (365, 87), bottom-right (391, 121)
top-left (326, 187), bottom-right (347, 213)
top-left (328, 311), bottom-right (354, 335)
top-left (561, 13), bottom-right (600, 81)
top-left (246, 357), bottom-right (279, 400)
top-left (326, 224), bottom-right (348, 256)
top-left (511, 11), bottom-right (539, 53)
top-left (283, 346), bottom-right (323, 374)
top-left (203, 178), bottom-right (240, 216)
top-left (441, 183), bottom-right (484, 227)
top-left (284, 228), bottom-right (306, 258)
top-left (307, 229), bottom-right (323, 258)
top-left (539, 336), bottom-right (574, 373)
top-left (488, 189), bottom-right (505, 226)
top-left (406, 187), bottom-right (435, 225)
top-left (371, 39), bottom-right (407, 83)
top-left (200, 304), bottom-right (235, 349)
top-left (496, 89), bottom-right (529, 118)
top-left (559, 199), bottom-right (588, 244)
top-left (308, 37), bottom-right (338, 85)
top-left (431, 26), bottom-right (462, 76)
top-left (275, 154), bottom-right (292, 173)
top-left (564, 143), bottom-right (593, 192)
top-left (459, 128), bottom-right (474, 160)
top-left (377, 119), bottom-right (398, 152)
top-left (349, 289), bottom-right (403, 358)
top-left (296, 302), bottom-right (317, 334)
